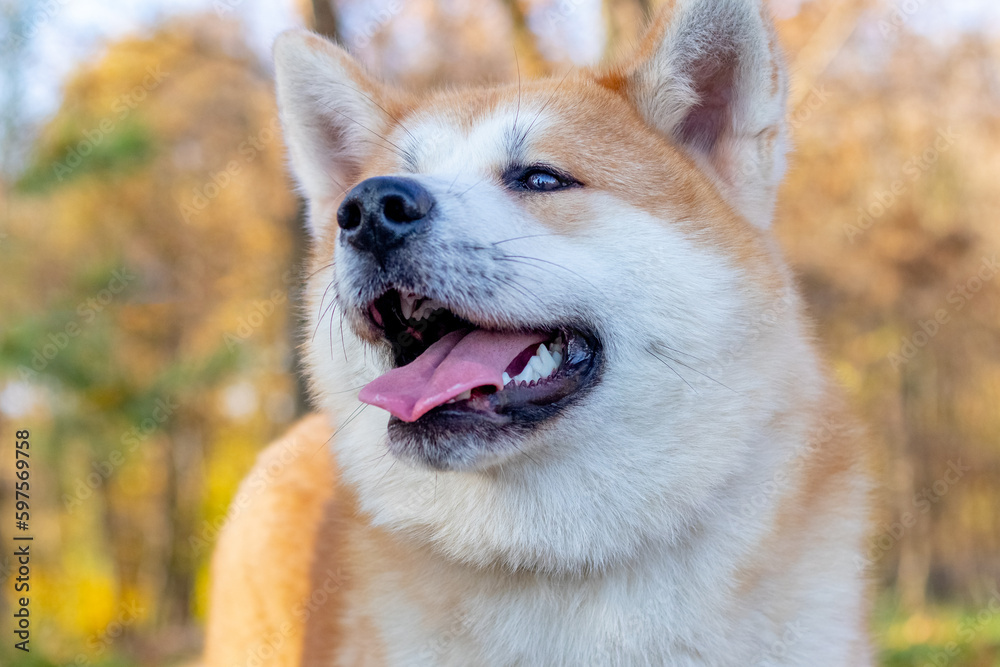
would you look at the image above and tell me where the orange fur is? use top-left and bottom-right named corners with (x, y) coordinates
top-left (204, 2), bottom-right (872, 663)
top-left (203, 414), bottom-right (340, 666)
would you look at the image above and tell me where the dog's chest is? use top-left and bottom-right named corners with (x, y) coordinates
top-left (336, 553), bottom-right (757, 667)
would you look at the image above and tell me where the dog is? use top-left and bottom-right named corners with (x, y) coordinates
top-left (203, 0), bottom-right (874, 664)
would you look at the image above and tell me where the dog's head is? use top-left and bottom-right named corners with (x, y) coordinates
top-left (275, 0), bottom-right (807, 571)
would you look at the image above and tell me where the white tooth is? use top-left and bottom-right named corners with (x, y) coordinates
top-left (412, 302), bottom-right (426, 321)
top-left (400, 295), bottom-right (415, 320)
top-left (446, 389), bottom-right (472, 404)
top-left (502, 372), bottom-right (512, 386)
top-left (552, 351), bottom-right (562, 368)
top-left (514, 366), bottom-right (534, 384)
top-left (537, 345), bottom-right (555, 374)
top-left (528, 355), bottom-right (547, 378)
top-left (412, 299), bottom-right (433, 322)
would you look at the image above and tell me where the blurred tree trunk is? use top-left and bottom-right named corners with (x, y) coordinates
top-left (312, 0), bottom-right (340, 41)
top-left (603, 0), bottom-right (652, 60)
top-left (288, 197), bottom-right (312, 416)
top-left (282, 1), bottom-right (344, 417)
top-left (786, 0), bottom-right (874, 110)
top-left (500, 0), bottom-right (547, 77)
top-left (896, 367), bottom-right (930, 610)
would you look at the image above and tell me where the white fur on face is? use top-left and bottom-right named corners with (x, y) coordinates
top-left (302, 100), bottom-right (807, 574)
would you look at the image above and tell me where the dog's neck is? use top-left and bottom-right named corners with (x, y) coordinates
top-left (330, 401), bottom-right (867, 666)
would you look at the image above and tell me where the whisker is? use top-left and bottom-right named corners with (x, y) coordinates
top-left (304, 260), bottom-right (335, 282)
top-left (491, 233), bottom-right (560, 246)
top-left (313, 281), bottom-right (339, 342)
top-left (313, 299), bottom-right (337, 345)
top-left (648, 351), bottom-right (698, 394)
top-left (456, 175), bottom-right (488, 199)
top-left (520, 448), bottom-right (542, 467)
top-left (375, 458), bottom-right (398, 489)
top-left (652, 341), bottom-right (711, 366)
top-left (494, 255), bottom-right (603, 294)
top-left (329, 384), bottom-right (366, 395)
top-left (328, 301), bottom-right (336, 360)
top-left (514, 47), bottom-right (522, 130)
top-left (497, 253), bottom-right (593, 284)
top-left (365, 447), bottom-right (392, 467)
top-left (339, 308), bottom-right (349, 363)
top-left (509, 46), bottom-right (525, 156)
top-left (330, 81), bottom-right (419, 147)
top-left (311, 403), bottom-right (370, 458)
top-left (358, 137), bottom-right (408, 160)
top-left (445, 169), bottom-right (463, 196)
top-left (497, 276), bottom-right (549, 312)
top-left (315, 279), bottom-right (332, 322)
top-left (651, 347), bottom-right (738, 394)
top-left (313, 159), bottom-right (348, 196)
top-left (521, 67), bottom-right (574, 143)
top-left (321, 100), bottom-right (409, 159)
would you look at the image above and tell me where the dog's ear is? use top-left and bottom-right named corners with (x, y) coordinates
top-left (273, 30), bottom-right (400, 236)
top-left (600, 0), bottom-right (788, 228)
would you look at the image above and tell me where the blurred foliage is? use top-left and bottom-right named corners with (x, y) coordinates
top-left (876, 594), bottom-right (1000, 666)
top-left (0, 0), bottom-right (997, 665)
top-left (775, 0), bottom-right (1000, 615)
top-left (0, 14), bottom-right (298, 666)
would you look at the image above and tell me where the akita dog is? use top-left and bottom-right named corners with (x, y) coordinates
top-left (204, 0), bottom-right (874, 664)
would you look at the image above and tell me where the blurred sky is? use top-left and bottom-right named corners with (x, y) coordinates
top-left (2, 0), bottom-right (1000, 146)
top-left (7, 0), bottom-right (301, 119)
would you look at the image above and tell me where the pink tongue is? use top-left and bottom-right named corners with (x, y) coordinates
top-left (359, 329), bottom-right (548, 422)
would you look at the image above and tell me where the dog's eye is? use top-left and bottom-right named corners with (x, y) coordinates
top-left (522, 169), bottom-right (564, 191)
top-left (510, 166), bottom-right (579, 193)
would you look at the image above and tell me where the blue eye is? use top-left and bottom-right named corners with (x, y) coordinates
top-left (509, 165), bottom-right (581, 192)
top-left (522, 169), bottom-right (564, 191)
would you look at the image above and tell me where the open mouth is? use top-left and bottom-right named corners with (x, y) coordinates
top-left (358, 289), bottom-right (601, 426)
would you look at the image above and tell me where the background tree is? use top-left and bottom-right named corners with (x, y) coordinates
top-left (1, 1), bottom-right (998, 665)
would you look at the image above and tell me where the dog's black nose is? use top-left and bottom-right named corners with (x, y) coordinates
top-left (337, 176), bottom-right (434, 262)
